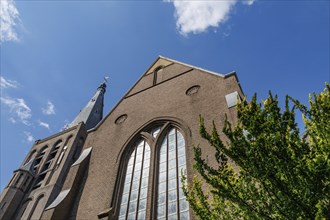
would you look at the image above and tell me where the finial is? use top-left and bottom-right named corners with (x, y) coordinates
top-left (98, 76), bottom-right (108, 92)
top-left (103, 76), bottom-right (110, 84)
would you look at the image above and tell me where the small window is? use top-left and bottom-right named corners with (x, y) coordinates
top-left (34, 146), bottom-right (48, 172)
top-left (186, 85), bottom-right (200, 96)
top-left (153, 66), bottom-right (164, 85)
top-left (115, 114), bottom-right (128, 125)
top-left (33, 173), bottom-right (46, 189)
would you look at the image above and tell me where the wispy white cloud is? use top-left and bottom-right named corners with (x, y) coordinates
top-left (1, 96), bottom-right (32, 125)
top-left (0, 0), bottom-right (20, 42)
top-left (242, 0), bottom-right (255, 6)
top-left (8, 117), bottom-right (16, 123)
top-left (42, 101), bottom-right (55, 115)
top-left (23, 131), bottom-right (34, 143)
top-left (41, 101), bottom-right (55, 115)
top-left (61, 120), bottom-right (70, 131)
top-left (166, 0), bottom-right (255, 35)
top-left (38, 120), bottom-right (50, 130)
top-left (0, 76), bottom-right (18, 89)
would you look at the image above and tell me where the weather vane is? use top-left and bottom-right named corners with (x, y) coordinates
top-left (103, 76), bottom-right (110, 84)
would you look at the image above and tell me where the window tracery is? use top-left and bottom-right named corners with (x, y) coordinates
top-left (117, 123), bottom-right (190, 220)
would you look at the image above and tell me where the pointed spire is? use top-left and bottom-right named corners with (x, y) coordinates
top-left (69, 79), bottom-right (108, 130)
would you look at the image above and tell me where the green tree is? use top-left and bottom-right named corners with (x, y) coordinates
top-left (183, 84), bottom-right (330, 219)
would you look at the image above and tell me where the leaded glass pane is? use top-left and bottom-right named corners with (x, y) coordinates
top-left (180, 211), bottom-right (190, 220)
top-left (160, 144), bottom-right (167, 154)
top-left (122, 193), bottom-right (129, 204)
top-left (144, 159), bottom-right (150, 168)
top-left (178, 147), bottom-right (185, 156)
top-left (135, 162), bottom-right (142, 171)
top-left (169, 141), bottom-right (175, 151)
top-left (179, 199), bottom-right (189, 212)
top-left (168, 190), bottom-right (177, 202)
top-left (178, 156), bottom-right (186, 166)
top-left (145, 146), bottom-right (150, 152)
top-left (123, 183), bottom-right (130, 194)
top-left (138, 211), bottom-right (146, 220)
top-left (119, 203), bottom-right (127, 216)
top-left (128, 156), bottom-right (134, 165)
top-left (136, 154), bottom-right (143, 163)
top-left (160, 154), bottom-right (166, 163)
top-left (158, 192), bottom-right (166, 204)
top-left (140, 187), bottom-right (148, 199)
top-left (159, 171), bottom-right (166, 182)
top-left (168, 179), bottom-right (176, 190)
top-left (128, 200), bottom-right (137, 213)
top-left (159, 162), bottom-right (166, 172)
top-left (145, 150), bottom-right (150, 159)
top-left (169, 159), bottom-right (176, 169)
top-left (125, 174), bottom-right (132, 183)
top-left (142, 168), bottom-right (149, 178)
top-left (127, 213), bottom-right (135, 220)
top-left (133, 171), bottom-right (140, 181)
top-left (119, 140), bottom-right (150, 219)
top-left (159, 182), bottom-right (166, 193)
top-left (127, 165), bottom-right (133, 174)
top-left (141, 177), bottom-right (148, 188)
top-left (168, 201), bottom-right (177, 215)
top-left (168, 168), bottom-right (176, 180)
top-left (169, 214), bottom-right (178, 220)
top-left (169, 150), bottom-right (176, 160)
top-left (139, 198), bottom-right (147, 210)
top-left (157, 204), bottom-right (165, 217)
top-left (131, 190), bottom-right (138, 201)
top-left (132, 181), bottom-right (139, 191)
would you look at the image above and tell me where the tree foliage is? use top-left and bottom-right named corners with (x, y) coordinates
top-left (183, 84), bottom-right (330, 219)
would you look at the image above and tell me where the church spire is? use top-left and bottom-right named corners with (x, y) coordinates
top-left (69, 79), bottom-right (108, 130)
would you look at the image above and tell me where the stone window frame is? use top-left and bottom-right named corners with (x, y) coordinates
top-left (153, 65), bottom-right (164, 86)
top-left (111, 118), bottom-right (192, 220)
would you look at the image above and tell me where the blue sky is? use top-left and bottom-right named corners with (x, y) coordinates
top-left (1, 0), bottom-right (329, 190)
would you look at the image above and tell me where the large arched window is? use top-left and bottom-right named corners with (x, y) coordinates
top-left (116, 123), bottom-right (190, 220)
top-left (118, 139), bottom-right (151, 220)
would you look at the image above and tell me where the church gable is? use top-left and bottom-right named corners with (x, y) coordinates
top-left (126, 57), bottom-right (194, 97)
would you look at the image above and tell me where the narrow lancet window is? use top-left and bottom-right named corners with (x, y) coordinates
top-left (157, 128), bottom-right (189, 220)
top-left (119, 140), bottom-right (151, 220)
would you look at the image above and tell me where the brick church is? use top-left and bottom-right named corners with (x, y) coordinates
top-left (0, 56), bottom-right (243, 220)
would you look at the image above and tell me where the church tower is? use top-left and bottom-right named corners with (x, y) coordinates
top-left (0, 82), bottom-right (107, 220)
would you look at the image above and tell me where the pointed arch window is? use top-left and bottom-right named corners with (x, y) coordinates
top-left (118, 139), bottom-right (151, 220)
top-left (116, 123), bottom-right (190, 220)
top-left (156, 128), bottom-right (189, 220)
